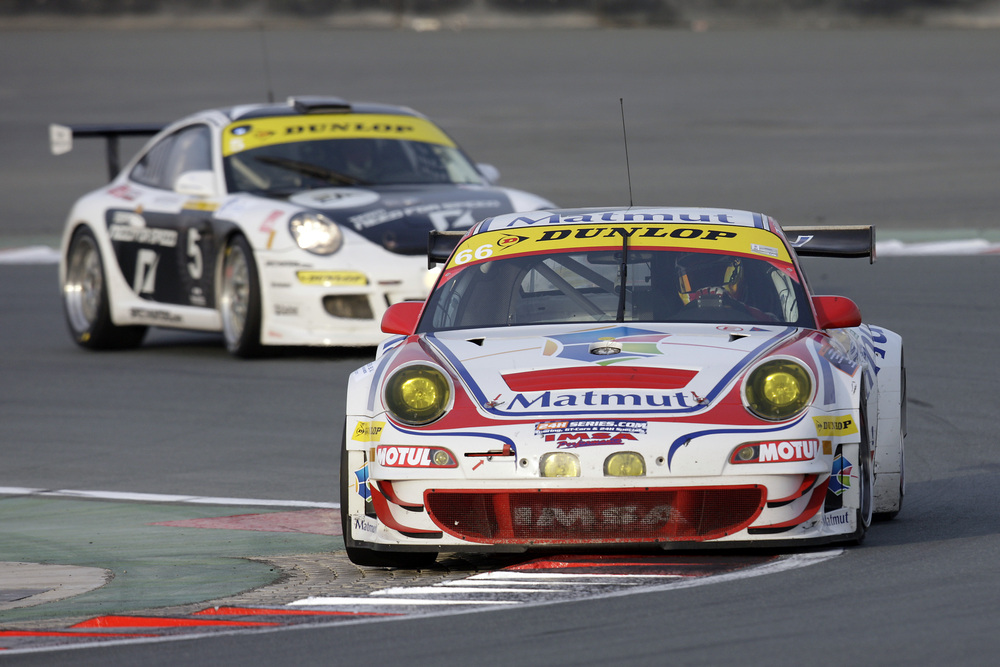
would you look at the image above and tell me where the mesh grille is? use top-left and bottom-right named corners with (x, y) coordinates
top-left (425, 487), bottom-right (764, 544)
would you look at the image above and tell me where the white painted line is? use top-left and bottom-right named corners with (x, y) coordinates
top-left (0, 246), bottom-right (60, 265)
top-left (468, 570), bottom-right (683, 580)
top-left (370, 586), bottom-right (561, 595)
top-left (0, 487), bottom-right (338, 509)
top-left (288, 597), bottom-right (518, 607)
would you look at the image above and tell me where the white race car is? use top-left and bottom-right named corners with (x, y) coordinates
top-left (342, 207), bottom-right (905, 567)
top-left (52, 96), bottom-right (553, 356)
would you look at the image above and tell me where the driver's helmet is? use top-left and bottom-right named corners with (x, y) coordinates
top-left (341, 139), bottom-right (377, 178)
top-left (676, 253), bottom-right (745, 305)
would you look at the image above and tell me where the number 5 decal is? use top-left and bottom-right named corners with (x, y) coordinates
top-left (187, 229), bottom-right (204, 280)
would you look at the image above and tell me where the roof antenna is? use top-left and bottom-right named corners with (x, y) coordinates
top-left (259, 23), bottom-right (275, 104)
top-left (620, 98), bottom-right (633, 207)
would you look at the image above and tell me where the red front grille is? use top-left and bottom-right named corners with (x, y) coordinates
top-left (424, 487), bottom-right (765, 544)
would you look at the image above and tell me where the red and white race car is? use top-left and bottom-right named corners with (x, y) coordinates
top-left (341, 207), bottom-right (905, 567)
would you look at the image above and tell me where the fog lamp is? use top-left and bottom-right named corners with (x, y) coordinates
top-left (604, 452), bottom-right (646, 477)
top-left (539, 452), bottom-right (580, 478)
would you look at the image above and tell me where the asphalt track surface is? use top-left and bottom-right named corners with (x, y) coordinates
top-left (2, 26), bottom-right (1000, 666)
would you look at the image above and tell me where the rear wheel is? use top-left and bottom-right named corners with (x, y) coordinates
top-left (63, 226), bottom-right (147, 350)
top-left (219, 235), bottom-right (263, 358)
top-left (340, 432), bottom-right (437, 569)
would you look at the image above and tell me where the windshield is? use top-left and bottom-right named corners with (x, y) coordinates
top-left (221, 113), bottom-right (484, 195)
top-left (420, 224), bottom-right (813, 331)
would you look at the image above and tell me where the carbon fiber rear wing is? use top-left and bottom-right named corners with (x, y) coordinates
top-left (428, 230), bottom-right (467, 268)
top-left (784, 225), bottom-right (875, 263)
top-left (49, 123), bottom-right (164, 181)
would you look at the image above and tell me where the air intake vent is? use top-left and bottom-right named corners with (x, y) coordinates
top-left (289, 96), bottom-right (352, 114)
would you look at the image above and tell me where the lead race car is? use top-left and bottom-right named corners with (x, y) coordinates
top-left (51, 96), bottom-right (552, 356)
top-left (342, 207), bottom-right (905, 567)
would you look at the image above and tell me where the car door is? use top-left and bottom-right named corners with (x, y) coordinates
top-left (108, 123), bottom-right (220, 309)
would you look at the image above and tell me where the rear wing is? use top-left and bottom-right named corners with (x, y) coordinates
top-left (784, 225), bottom-right (875, 263)
top-left (49, 123), bottom-right (164, 181)
top-left (427, 230), bottom-right (467, 269)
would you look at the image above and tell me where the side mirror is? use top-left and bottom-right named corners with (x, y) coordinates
top-left (381, 301), bottom-right (424, 335)
top-left (812, 295), bottom-right (862, 330)
top-left (174, 170), bottom-right (219, 198)
top-left (476, 163), bottom-right (500, 185)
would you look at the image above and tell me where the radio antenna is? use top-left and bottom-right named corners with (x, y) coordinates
top-left (259, 24), bottom-right (275, 104)
top-left (620, 98), bottom-right (633, 207)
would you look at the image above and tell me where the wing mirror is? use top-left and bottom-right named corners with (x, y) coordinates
top-left (476, 163), bottom-right (500, 185)
top-left (174, 170), bottom-right (219, 198)
top-left (381, 301), bottom-right (424, 335)
top-left (812, 295), bottom-right (862, 330)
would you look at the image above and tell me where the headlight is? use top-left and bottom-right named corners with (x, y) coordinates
top-left (383, 364), bottom-right (452, 425)
top-left (743, 359), bottom-right (813, 421)
top-left (289, 212), bottom-right (342, 255)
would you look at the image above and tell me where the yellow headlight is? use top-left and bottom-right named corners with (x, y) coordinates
top-left (744, 359), bottom-right (812, 421)
top-left (384, 364), bottom-right (451, 425)
top-left (539, 452), bottom-right (581, 477)
top-left (604, 452), bottom-right (646, 477)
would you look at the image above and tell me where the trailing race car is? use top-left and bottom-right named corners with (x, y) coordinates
top-left (342, 207), bottom-right (905, 567)
top-left (51, 96), bottom-right (553, 356)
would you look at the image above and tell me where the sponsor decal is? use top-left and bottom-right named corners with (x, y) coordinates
top-left (758, 439), bottom-right (819, 463)
top-left (374, 445), bottom-right (457, 468)
top-left (108, 211), bottom-right (179, 248)
top-left (536, 420), bottom-right (647, 449)
top-left (822, 508), bottom-right (852, 527)
top-left (731, 439), bottom-right (821, 464)
top-left (222, 113), bottom-right (457, 156)
top-left (130, 307), bottom-right (181, 323)
top-left (513, 505), bottom-right (677, 530)
top-left (353, 515), bottom-right (378, 535)
top-left (547, 432), bottom-right (638, 449)
top-left (352, 421), bottom-right (386, 442)
top-left (751, 243), bottom-right (780, 258)
top-left (503, 390), bottom-right (693, 412)
top-left (352, 464), bottom-right (371, 501)
top-left (297, 271), bottom-right (368, 287)
top-left (813, 416), bottom-right (859, 437)
top-left (349, 200), bottom-right (501, 231)
top-left (107, 184), bottom-right (140, 201)
top-left (816, 339), bottom-right (859, 376)
top-left (828, 453), bottom-right (853, 496)
top-left (274, 304), bottom-right (298, 316)
top-left (536, 420), bottom-right (648, 435)
top-left (444, 222), bottom-right (793, 271)
top-left (289, 188), bottom-right (380, 211)
top-left (540, 327), bottom-right (670, 365)
top-left (182, 201), bottom-right (219, 212)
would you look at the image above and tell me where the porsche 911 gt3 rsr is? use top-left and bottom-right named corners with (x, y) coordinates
top-left (342, 207), bottom-right (905, 568)
top-left (51, 96), bottom-right (553, 356)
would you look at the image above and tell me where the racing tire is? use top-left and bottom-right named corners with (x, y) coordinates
top-left (340, 432), bottom-right (437, 569)
top-left (875, 361), bottom-right (906, 522)
top-left (219, 235), bottom-right (264, 358)
top-left (63, 226), bottom-right (147, 350)
top-left (851, 431), bottom-right (875, 545)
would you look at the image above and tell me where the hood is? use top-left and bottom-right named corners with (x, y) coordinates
top-left (289, 185), bottom-right (519, 255)
top-left (425, 323), bottom-right (800, 418)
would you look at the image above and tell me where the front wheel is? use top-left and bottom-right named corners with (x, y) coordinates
top-left (340, 432), bottom-right (437, 569)
top-left (851, 437), bottom-right (874, 544)
top-left (219, 235), bottom-right (263, 358)
top-left (63, 226), bottom-right (147, 350)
